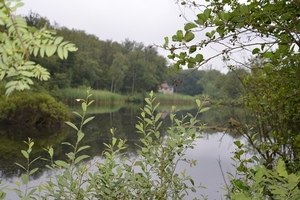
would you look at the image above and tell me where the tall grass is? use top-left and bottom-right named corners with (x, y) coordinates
top-left (153, 92), bottom-right (196, 104)
top-left (61, 88), bottom-right (196, 105)
top-left (68, 104), bottom-right (125, 115)
top-left (61, 88), bottom-right (126, 105)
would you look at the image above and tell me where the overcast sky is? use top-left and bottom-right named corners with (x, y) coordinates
top-left (16, 0), bottom-right (228, 72)
top-left (17, 1), bottom-right (184, 52)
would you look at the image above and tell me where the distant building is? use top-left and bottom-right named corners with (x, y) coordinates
top-left (158, 83), bottom-right (174, 94)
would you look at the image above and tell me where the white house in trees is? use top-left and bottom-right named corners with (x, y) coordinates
top-left (158, 83), bottom-right (174, 94)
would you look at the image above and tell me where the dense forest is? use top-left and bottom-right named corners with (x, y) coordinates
top-left (24, 13), bottom-right (168, 95)
top-left (23, 13), bottom-right (247, 101)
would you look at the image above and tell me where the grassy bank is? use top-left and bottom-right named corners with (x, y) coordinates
top-left (61, 88), bottom-right (126, 105)
top-left (60, 88), bottom-right (197, 105)
top-left (153, 92), bottom-right (196, 104)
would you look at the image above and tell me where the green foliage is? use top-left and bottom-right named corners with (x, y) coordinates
top-left (229, 142), bottom-right (300, 199)
top-left (40, 88), bottom-right (94, 199)
top-left (0, 1), bottom-right (77, 95)
top-left (60, 88), bottom-right (126, 104)
top-left (242, 59), bottom-right (300, 172)
top-left (167, 68), bottom-right (247, 100)
top-left (24, 14), bottom-right (168, 94)
top-left (165, 0), bottom-right (300, 198)
top-left (1, 90), bottom-right (210, 199)
top-left (11, 138), bottom-right (40, 199)
top-left (165, 0), bottom-right (299, 73)
top-left (1, 88), bottom-right (93, 200)
top-left (0, 90), bottom-right (70, 125)
top-left (110, 52), bottom-right (129, 93)
top-left (93, 91), bottom-right (208, 199)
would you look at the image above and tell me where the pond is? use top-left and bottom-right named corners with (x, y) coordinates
top-left (0, 104), bottom-right (249, 199)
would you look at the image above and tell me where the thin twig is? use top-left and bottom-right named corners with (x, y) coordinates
top-left (217, 156), bottom-right (230, 198)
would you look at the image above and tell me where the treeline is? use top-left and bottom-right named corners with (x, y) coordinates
top-left (167, 68), bottom-right (248, 100)
top-left (24, 13), bottom-right (248, 101)
top-left (24, 13), bottom-right (168, 95)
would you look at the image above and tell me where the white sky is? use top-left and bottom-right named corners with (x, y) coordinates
top-left (16, 0), bottom-right (229, 72)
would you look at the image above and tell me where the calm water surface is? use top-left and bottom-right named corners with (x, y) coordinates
top-left (0, 105), bottom-right (247, 199)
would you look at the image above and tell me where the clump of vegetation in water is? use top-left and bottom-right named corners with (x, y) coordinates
top-left (0, 91), bottom-right (70, 126)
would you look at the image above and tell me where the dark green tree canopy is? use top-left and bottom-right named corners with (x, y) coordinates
top-left (23, 13), bottom-right (168, 94)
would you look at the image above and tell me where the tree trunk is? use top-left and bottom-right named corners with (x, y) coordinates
top-left (131, 71), bottom-right (136, 94)
top-left (110, 79), bottom-right (114, 92)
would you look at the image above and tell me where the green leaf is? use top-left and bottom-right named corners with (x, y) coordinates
top-left (252, 48), bottom-right (260, 54)
top-left (55, 160), bottom-right (70, 169)
top-left (33, 46), bottom-right (39, 57)
top-left (197, 14), bottom-right (207, 24)
top-left (200, 107), bottom-right (210, 113)
top-left (74, 155), bottom-right (90, 164)
top-left (144, 107), bottom-right (152, 116)
top-left (176, 30), bottom-right (184, 42)
top-left (196, 99), bottom-right (201, 108)
top-left (163, 37), bottom-right (169, 48)
top-left (65, 121), bottom-right (78, 131)
top-left (21, 150), bottom-right (29, 159)
top-left (63, 47), bottom-right (68, 58)
top-left (116, 166), bottom-right (122, 175)
top-left (48, 147), bottom-right (54, 157)
top-left (204, 9), bottom-right (211, 18)
top-left (21, 174), bottom-right (29, 184)
top-left (15, 162), bottom-right (26, 171)
top-left (184, 23), bottom-right (197, 31)
top-left (77, 145), bottom-right (90, 153)
top-left (40, 45), bottom-right (45, 58)
top-left (195, 54), bottom-right (204, 62)
top-left (87, 99), bottom-right (95, 106)
top-left (61, 142), bottom-right (73, 147)
top-left (155, 113), bottom-right (162, 122)
top-left (189, 178), bottom-right (195, 186)
top-left (29, 167), bottom-right (39, 175)
top-left (68, 46), bottom-right (78, 52)
top-left (166, 138), bottom-right (176, 148)
top-left (20, 71), bottom-right (34, 78)
top-left (0, 71), bottom-right (5, 80)
top-left (188, 62), bottom-right (194, 68)
top-left (275, 159), bottom-right (288, 178)
top-left (262, 52), bottom-right (274, 59)
top-left (81, 102), bottom-right (87, 112)
top-left (83, 116), bottom-right (95, 126)
top-left (57, 46), bottom-right (64, 59)
top-left (29, 156), bottom-right (41, 165)
top-left (50, 45), bottom-right (57, 56)
top-left (77, 131), bottom-right (84, 143)
top-left (72, 111), bottom-right (82, 118)
top-left (54, 36), bottom-right (64, 45)
top-left (184, 31), bottom-right (195, 43)
top-left (63, 170), bottom-right (72, 180)
top-left (112, 137), bottom-right (117, 146)
top-left (189, 45), bottom-right (197, 54)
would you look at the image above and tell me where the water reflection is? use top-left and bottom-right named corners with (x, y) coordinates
top-left (0, 105), bottom-right (247, 199)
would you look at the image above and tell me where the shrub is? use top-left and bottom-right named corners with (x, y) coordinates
top-left (0, 91), bottom-right (70, 126)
